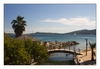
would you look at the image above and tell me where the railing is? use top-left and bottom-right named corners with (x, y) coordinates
top-left (48, 48), bottom-right (82, 55)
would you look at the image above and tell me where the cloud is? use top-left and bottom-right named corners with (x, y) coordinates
top-left (40, 17), bottom-right (95, 26)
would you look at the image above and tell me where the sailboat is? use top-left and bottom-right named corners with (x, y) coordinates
top-left (74, 33), bottom-right (76, 35)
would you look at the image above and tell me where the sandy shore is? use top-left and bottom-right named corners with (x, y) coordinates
top-left (76, 48), bottom-right (96, 65)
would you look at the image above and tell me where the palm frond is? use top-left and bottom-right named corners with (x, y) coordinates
top-left (11, 15), bottom-right (27, 37)
top-left (11, 20), bottom-right (17, 24)
top-left (89, 42), bottom-right (96, 49)
top-left (17, 16), bottom-right (24, 21)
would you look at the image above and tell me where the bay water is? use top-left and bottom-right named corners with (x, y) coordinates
top-left (32, 34), bottom-right (96, 62)
top-left (10, 34), bottom-right (96, 62)
top-left (32, 34), bottom-right (96, 51)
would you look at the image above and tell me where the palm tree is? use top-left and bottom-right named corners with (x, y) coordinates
top-left (89, 42), bottom-right (96, 61)
top-left (11, 15), bottom-right (27, 38)
top-left (85, 39), bottom-right (88, 55)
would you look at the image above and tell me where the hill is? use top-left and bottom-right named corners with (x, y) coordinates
top-left (7, 29), bottom-right (96, 36)
top-left (66, 29), bottom-right (96, 35)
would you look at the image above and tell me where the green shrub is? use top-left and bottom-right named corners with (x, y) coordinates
top-left (4, 33), bottom-right (49, 65)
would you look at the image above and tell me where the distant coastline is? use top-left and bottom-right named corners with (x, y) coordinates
top-left (7, 29), bottom-right (96, 36)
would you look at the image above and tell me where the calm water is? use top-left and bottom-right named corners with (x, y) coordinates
top-left (32, 34), bottom-right (96, 62)
top-left (10, 34), bottom-right (96, 62)
top-left (49, 52), bottom-right (73, 61)
top-left (32, 34), bottom-right (96, 50)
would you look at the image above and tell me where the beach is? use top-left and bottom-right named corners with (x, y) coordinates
top-left (76, 48), bottom-right (96, 65)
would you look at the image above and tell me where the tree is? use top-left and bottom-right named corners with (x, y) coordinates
top-left (4, 35), bottom-right (30, 65)
top-left (11, 15), bottom-right (27, 38)
top-left (4, 33), bottom-right (13, 64)
top-left (89, 42), bottom-right (96, 61)
top-left (32, 42), bottom-right (49, 64)
top-left (4, 33), bottom-right (49, 65)
top-left (85, 39), bottom-right (88, 55)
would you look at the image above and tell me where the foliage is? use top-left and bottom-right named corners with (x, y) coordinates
top-left (89, 43), bottom-right (96, 50)
top-left (4, 33), bottom-right (49, 65)
top-left (89, 42), bottom-right (96, 61)
top-left (11, 15), bottom-right (27, 37)
top-left (32, 42), bottom-right (49, 64)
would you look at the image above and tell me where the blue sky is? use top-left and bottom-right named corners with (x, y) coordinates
top-left (4, 4), bottom-right (96, 33)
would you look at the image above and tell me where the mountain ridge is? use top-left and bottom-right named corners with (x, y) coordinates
top-left (65, 29), bottom-right (96, 35)
top-left (7, 29), bottom-right (96, 35)
top-left (31, 29), bottom-right (96, 35)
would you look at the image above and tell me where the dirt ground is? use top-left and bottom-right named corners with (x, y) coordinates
top-left (77, 48), bottom-right (96, 65)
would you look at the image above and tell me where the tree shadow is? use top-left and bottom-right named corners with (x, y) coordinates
top-left (79, 55), bottom-right (87, 58)
top-left (82, 59), bottom-right (96, 65)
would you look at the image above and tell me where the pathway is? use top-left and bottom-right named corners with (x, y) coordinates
top-left (75, 48), bottom-right (96, 65)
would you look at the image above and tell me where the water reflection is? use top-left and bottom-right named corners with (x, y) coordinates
top-left (49, 52), bottom-right (73, 61)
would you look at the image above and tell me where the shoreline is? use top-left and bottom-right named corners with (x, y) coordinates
top-left (80, 47), bottom-right (96, 53)
top-left (76, 47), bottom-right (96, 65)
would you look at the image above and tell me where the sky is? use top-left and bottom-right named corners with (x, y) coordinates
top-left (4, 4), bottom-right (96, 34)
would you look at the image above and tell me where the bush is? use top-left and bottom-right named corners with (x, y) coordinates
top-left (4, 33), bottom-right (49, 65)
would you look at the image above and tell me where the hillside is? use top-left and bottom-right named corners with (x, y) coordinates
top-left (7, 29), bottom-right (96, 36)
top-left (66, 29), bottom-right (96, 35)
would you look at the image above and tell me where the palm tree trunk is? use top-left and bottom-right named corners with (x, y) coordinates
top-left (85, 39), bottom-right (88, 56)
top-left (15, 30), bottom-right (23, 38)
top-left (91, 49), bottom-right (94, 61)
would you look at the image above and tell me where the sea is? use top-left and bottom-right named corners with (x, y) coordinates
top-left (10, 34), bottom-right (96, 51)
top-left (32, 34), bottom-right (96, 62)
top-left (32, 34), bottom-right (96, 51)
top-left (10, 34), bottom-right (96, 62)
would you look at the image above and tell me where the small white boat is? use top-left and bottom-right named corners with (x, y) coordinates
top-left (74, 33), bottom-right (76, 35)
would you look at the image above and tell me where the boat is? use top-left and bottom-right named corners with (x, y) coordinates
top-left (74, 33), bottom-right (76, 35)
